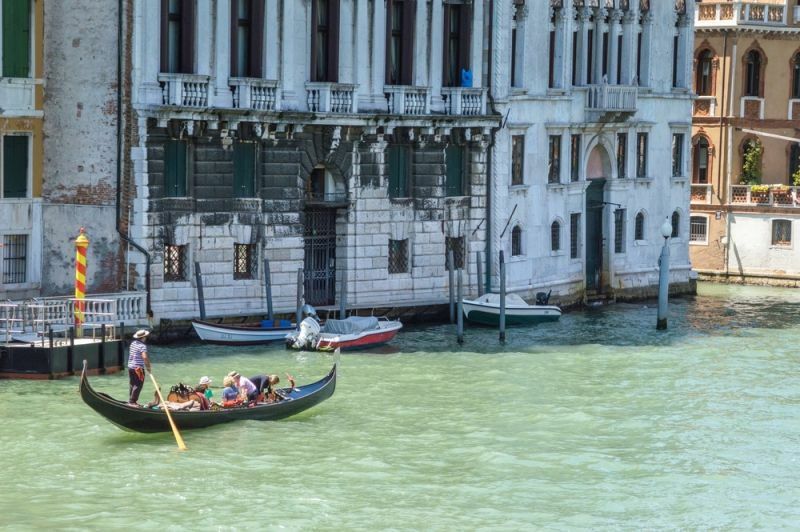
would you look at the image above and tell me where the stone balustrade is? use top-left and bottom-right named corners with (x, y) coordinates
top-left (158, 73), bottom-right (212, 107)
top-left (586, 84), bottom-right (637, 113)
top-left (696, 1), bottom-right (787, 27)
top-left (305, 82), bottom-right (358, 113)
top-left (230, 78), bottom-right (279, 111)
top-left (441, 87), bottom-right (487, 116)
top-left (384, 85), bottom-right (431, 115)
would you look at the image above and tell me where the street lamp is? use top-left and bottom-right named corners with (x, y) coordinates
top-left (657, 217), bottom-right (672, 330)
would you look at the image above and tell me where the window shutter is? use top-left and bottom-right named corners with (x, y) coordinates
top-left (250, 0), bottom-right (265, 78)
top-left (401, 0), bottom-right (415, 85)
top-left (442, 5), bottom-right (451, 86)
top-left (460, 3), bottom-right (471, 77)
top-left (160, 0), bottom-right (169, 72)
top-left (165, 140), bottom-right (187, 197)
top-left (385, 0), bottom-right (394, 85)
top-left (3, 137), bottom-right (29, 198)
top-left (328, 0), bottom-right (340, 82)
top-left (233, 142), bottom-right (256, 197)
top-left (445, 145), bottom-right (463, 197)
top-left (2, 0), bottom-right (31, 78)
top-left (180, 0), bottom-right (195, 73)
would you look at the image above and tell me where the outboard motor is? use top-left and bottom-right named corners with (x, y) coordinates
top-left (289, 316), bottom-right (321, 350)
top-left (535, 289), bottom-right (552, 306)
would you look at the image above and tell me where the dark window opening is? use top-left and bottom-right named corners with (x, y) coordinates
top-left (311, 0), bottom-right (340, 82)
top-left (570, 213), bottom-right (580, 259)
top-left (697, 50), bottom-right (712, 95)
top-left (548, 135), bottom-right (561, 184)
top-left (3, 136), bottom-right (29, 198)
top-left (233, 243), bottom-right (257, 280)
top-left (551, 221), bottom-right (561, 252)
top-left (385, 0), bottom-right (414, 85)
top-left (548, 30), bottom-right (556, 88)
top-left (445, 236), bottom-right (465, 270)
top-left (744, 50), bottom-right (762, 97)
top-left (511, 226), bottom-right (522, 257)
top-left (635, 212), bottom-right (645, 241)
top-left (636, 132), bottom-right (648, 178)
top-left (672, 35), bottom-right (679, 88)
top-left (230, 0), bottom-right (264, 78)
top-left (793, 53), bottom-right (800, 99)
top-left (388, 239), bottom-right (409, 274)
top-left (614, 209), bottom-right (626, 254)
top-left (161, 0), bottom-right (196, 74)
top-left (2, 234), bottom-right (27, 284)
top-left (672, 133), bottom-right (684, 177)
top-left (511, 135), bottom-right (524, 186)
top-left (164, 244), bottom-right (188, 282)
top-left (694, 138), bottom-right (709, 184)
top-left (587, 29), bottom-right (594, 84)
top-left (690, 216), bottom-right (708, 243)
top-left (617, 133), bottom-right (627, 179)
top-left (671, 211), bottom-right (680, 238)
top-left (772, 219), bottom-right (792, 246)
top-left (570, 134), bottom-right (581, 183)
top-left (443, 3), bottom-right (471, 87)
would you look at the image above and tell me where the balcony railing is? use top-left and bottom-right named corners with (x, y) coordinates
top-left (691, 184), bottom-right (713, 204)
top-left (230, 78), bottom-right (279, 111)
top-left (158, 73), bottom-right (211, 107)
top-left (306, 82), bottom-right (358, 113)
top-left (441, 87), bottom-right (487, 116)
top-left (586, 84), bottom-right (637, 113)
top-left (696, 2), bottom-right (787, 27)
top-left (384, 86), bottom-right (430, 115)
top-left (730, 185), bottom-right (800, 207)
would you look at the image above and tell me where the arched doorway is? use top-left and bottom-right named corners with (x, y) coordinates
top-left (585, 144), bottom-right (611, 292)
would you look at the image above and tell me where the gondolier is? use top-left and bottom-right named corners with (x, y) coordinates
top-left (127, 329), bottom-right (152, 406)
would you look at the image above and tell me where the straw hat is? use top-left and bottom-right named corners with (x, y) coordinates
top-left (133, 329), bottom-right (150, 339)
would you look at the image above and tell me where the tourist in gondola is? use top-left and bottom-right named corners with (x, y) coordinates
top-left (127, 329), bottom-right (152, 407)
top-left (196, 376), bottom-right (213, 402)
top-left (249, 373), bottom-right (296, 403)
top-left (229, 371), bottom-right (258, 403)
top-left (221, 375), bottom-right (241, 408)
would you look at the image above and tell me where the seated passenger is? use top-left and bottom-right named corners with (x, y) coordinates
top-left (229, 371), bottom-right (258, 403)
top-left (221, 376), bottom-right (242, 408)
top-left (196, 376), bottom-right (213, 403)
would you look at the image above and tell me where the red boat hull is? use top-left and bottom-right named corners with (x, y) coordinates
top-left (317, 325), bottom-right (401, 351)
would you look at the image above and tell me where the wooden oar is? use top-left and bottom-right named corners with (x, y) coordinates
top-left (148, 372), bottom-right (188, 451)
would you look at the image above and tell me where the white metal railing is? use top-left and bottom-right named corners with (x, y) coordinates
top-left (696, 1), bottom-right (787, 27)
top-left (305, 82), bottom-right (357, 113)
top-left (441, 87), bottom-right (487, 116)
top-left (40, 292), bottom-right (146, 323)
top-left (730, 185), bottom-right (800, 207)
top-left (586, 84), bottom-right (637, 112)
top-left (691, 184), bottom-right (713, 204)
top-left (694, 95), bottom-right (717, 117)
top-left (0, 303), bottom-right (24, 344)
top-left (384, 86), bottom-right (431, 115)
top-left (158, 73), bottom-right (212, 107)
top-left (230, 78), bottom-right (279, 111)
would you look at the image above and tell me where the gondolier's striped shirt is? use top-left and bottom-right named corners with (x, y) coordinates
top-left (128, 340), bottom-right (147, 369)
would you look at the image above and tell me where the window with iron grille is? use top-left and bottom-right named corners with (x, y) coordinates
top-left (617, 133), bottom-right (627, 179)
top-left (445, 236), bottom-right (464, 270)
top-left (511, 135), bottom-right (524, 185)
top-left (614, 209), bottom-right (626, 254)
top-left (511, 226), bottom-right (522, 257)
top-left (671, 210), bottom-right (680, 238)
top-left (2, 234), bottom-right (27, 284)
top-left (234, 243), bottom-right (257, 280)
top-left (551, 221), bottom-right (561, 252)
top-left (548, 135), bottom-right (561, 184)
top-left (636, 132), bottom-right (648, 178)
top-left (164, 244), bottom-right (188, 282)
top-left (388, 239), bottom-right (409, 274)
top-left (672, 133), bottom-right (684, 177)
top-left (570, 213), bottom-right (580, 259)
top-left (689, 216), bottom-right (708, 243)
top-left (570, 135), bottom-right (581, 182)
top-left (635, 211), bottom-right (645, 241)
top-left (772, 219), bottom-right (792, 246)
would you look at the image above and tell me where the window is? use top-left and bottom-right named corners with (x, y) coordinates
top-left (311, 0), bottom-right (340, 82)
top-left (388, 239), bottom-right (409, 274)
top-left (672, 133), bottom-right (684, 177)
top-left (696, 50), bottom-right (713, 96)
top-left (571, 30), bottom-right (578, 86)
top-left (689, 216), bottom-right (708, 244)
top-left (233, 243), bottom-right (257, 279)
top-left (602, 31), bottom-right (609, 81)
top-left (387, 145), bottom-right (410, 198)
top-left (164, 139), bottom-right (188, 197)
top-left (548, 135), bottom-right (561, 184)
top-left (671, 210), bottom-right (680, 238)
top-left (2, 136), bottom-right (29, 198)
top-left (443, 2), bottom-right (471, 87)
top-left (587, 29), bottom-right (594, 84)
top-left (511, 4), bottom-right (524, 88)
top-left (672, 35), bottom-right (679, 88)
top-left (445, 236), bottom-right (464, 270)
top-left (693, 137), bottom-right (710, 184)
top-left (445, 144), bottom-right (466, 197)
top-left (551, 221), bottom-right (561, 252)
top-left (233, 141), bottom-right (256, 198)
top-left (772, 220), bottom-right (792, 246)
top-left (2, 0), bottom-right (31, 77)
top-left (570, 135), bottom-right (581, 183)
top-left (793, 53), bottom-right (800, 100)
top-left (230, 0), bottom-right (264, 78)
top-left (614, 209), bottom-right (626, 254)
top-left (635, 212), bottom-right (645, 241)
top-left (385, 0), bottom-right (414, 85)
top-left (161, 0), bottom-right (196, 74)
top-left (2, 234), bottom-right (27, 284)
top-left (164, 244), bottom-right (188, 282)
top-left (790, 144), bottom-right (800, 184)
top-left (636, 31), bottom-right (643, 85)
top-left (617, 133), bottom-right (627, 179)
top-left (744, 50), bottom-right (762, 97)
top-left (570, 213), bottom-right (580, 259)
top-left (511, 135), bottom-right (524, 186)
top-left (636, 132), bottom-right (648, 178)
top-left (511, 226), bottom-right (522, 257)
top-left (548, 29), bottom-right (556, 89)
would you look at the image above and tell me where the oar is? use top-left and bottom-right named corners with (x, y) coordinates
top-left (148, 372), bottom-right (188, 451)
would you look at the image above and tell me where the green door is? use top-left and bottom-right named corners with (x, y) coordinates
top-left (585, 179), bottom-right (605, 291)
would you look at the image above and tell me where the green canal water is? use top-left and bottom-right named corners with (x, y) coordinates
top-left (1, 283), bottom-right (799, 530)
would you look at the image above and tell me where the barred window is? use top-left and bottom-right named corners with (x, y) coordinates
top-left (617, 133), bottom-right (627, 179)
top-left (570, 213), bottom-right (580, 259)
top-left (551, 221), bottom-right (561, 252)
top-left (234, 243), bottom-right (257, 280)
top-left (635, 211), bottom-right (645, 241)
top-left (445, 236), bottom-right (465, 271)
top-left (671, 210), bottom-right (680, 238)
top-left (672, 133), bottom-right (684, 177)
top-left (548, 135), bottom-right (561, 184)
top-left (388, 239), bottom-right (409, 274)
top-left (614, 209), bottom-right (626, 254)
top-left (570, 134), bottom-right (581, 182)
top-left (164, 244), bottom-right (188, 282)
top-left (511, 135), bottom-right (524, 186)
top-left (2, 234), bottom-right (27, 284)
top-left (689, 216), bottom-right (708, 243)
top-left (636, 132), bottom-right (648, 178)
top-left (772, 219), bottom-right (792, 246)
top-left (511, 226), bottom-right (522, 257)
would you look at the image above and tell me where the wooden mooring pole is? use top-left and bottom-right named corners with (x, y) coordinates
top-left (448, 249), bottom-right (455, 323)
top-left (339, 274), bottom-right (347, 319)
top-left (296, 268), bottom-right (304, 326)
top-left (263, 258), bottom-right (274, 321)
top-left (499, 251), bottom-right (506, 343)
top-left (194, 261), bottom-right (206, 320)
top-left (457, 268), bottom-right (464, 344)
top-left (476, 251), bottom-right (484, 297)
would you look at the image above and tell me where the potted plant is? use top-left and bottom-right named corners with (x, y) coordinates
top-left (771, 184), bottom-right (791, 204)
top-left (750, 184), bottom-right (769, 203)
top-left (739, 140), bottom-right (762, 186)
top-left (792, 167), bottom-right (800, 187)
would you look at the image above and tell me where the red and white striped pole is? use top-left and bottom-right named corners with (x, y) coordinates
top-left (74, 228), bottom-right (89, 337)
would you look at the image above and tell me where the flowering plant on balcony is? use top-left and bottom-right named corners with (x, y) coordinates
top-left (792, 167), bottom-right (800, 186)
top-left (739, 140), bottom-right (762, 185)
top-left (750, 184), bottom-right (769, 193)
top-left (771, 184), bottom-right (789, 192)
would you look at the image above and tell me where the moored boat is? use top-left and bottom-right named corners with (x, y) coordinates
top-left (191, 319), bottom-right (295, 345)
top-left (462, 293), bottom-right (561, 326)
top-left (79, 360), bottom-right (336, 433)
top-left (286, 316), bottom-right (402, 351)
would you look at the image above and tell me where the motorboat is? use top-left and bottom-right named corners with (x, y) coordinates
top-left (462, 291), bottom-right (561, 326)
top-left (286, 315), bottom-right (402, 351)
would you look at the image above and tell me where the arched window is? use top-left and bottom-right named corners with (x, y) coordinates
top-left (693, 137), bottom-right (710, 184)
top-left (744, 50), bottom-right (762, 97)
top-left (551, 221), bottom-right (561, 252)
top-left (635, 211), bottom-right (645, 241)
top-left (511, 225), bottom-right (523, 257)
top-left (792, 53), bottom-right (800, 99)
top-left (696, 50), bottom-right (713, 96)
top-left (671, 210), bottom-right (680, 238)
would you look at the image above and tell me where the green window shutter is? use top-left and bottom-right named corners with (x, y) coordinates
top-left (165, 140), bottom-right (187, 197)
top-left (445, 145), bottom-right (463, 197)
top-left (233, 142), bottom-right (256, 197)
top-left (2, 0), bottom-right (31, 78)
top-left (388, 145), bottom-right (408, 198)
top-left (3, 136), bottom-right (29, 198)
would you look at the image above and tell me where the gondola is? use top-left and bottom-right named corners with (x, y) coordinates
top-left (79, 360), bottom-right (336, 433)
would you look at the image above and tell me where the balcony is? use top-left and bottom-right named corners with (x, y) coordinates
top-left (691, 184), bottom-right (713, 204)
top-left (230, 78), bottom-right (279, 111)
top-left (585, 84), bottom-right (637, 120)
top-left (158, 73), bottom-right (211, 107)
top-left (384, 86), bottom-right (430, 115)
top-left (306, 82), bottom-right (358, 113)
top-left (441, 87), bottom-right (487, 116)
top-left (696, 2), bottom-right (787, 28)
top-left (730, 185), bottom-right (800, 207)
top-left (694, 96), bottom-right (718, 117)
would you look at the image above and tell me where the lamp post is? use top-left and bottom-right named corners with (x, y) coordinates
top-left (657, 218), bottom-right (672, 330)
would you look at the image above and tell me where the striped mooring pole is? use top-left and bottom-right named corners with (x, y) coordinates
top-left (74, 228), bottom-right (89, 337)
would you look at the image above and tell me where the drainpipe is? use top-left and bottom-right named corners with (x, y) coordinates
top-left (116, 0), bottom-right (153, 317)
